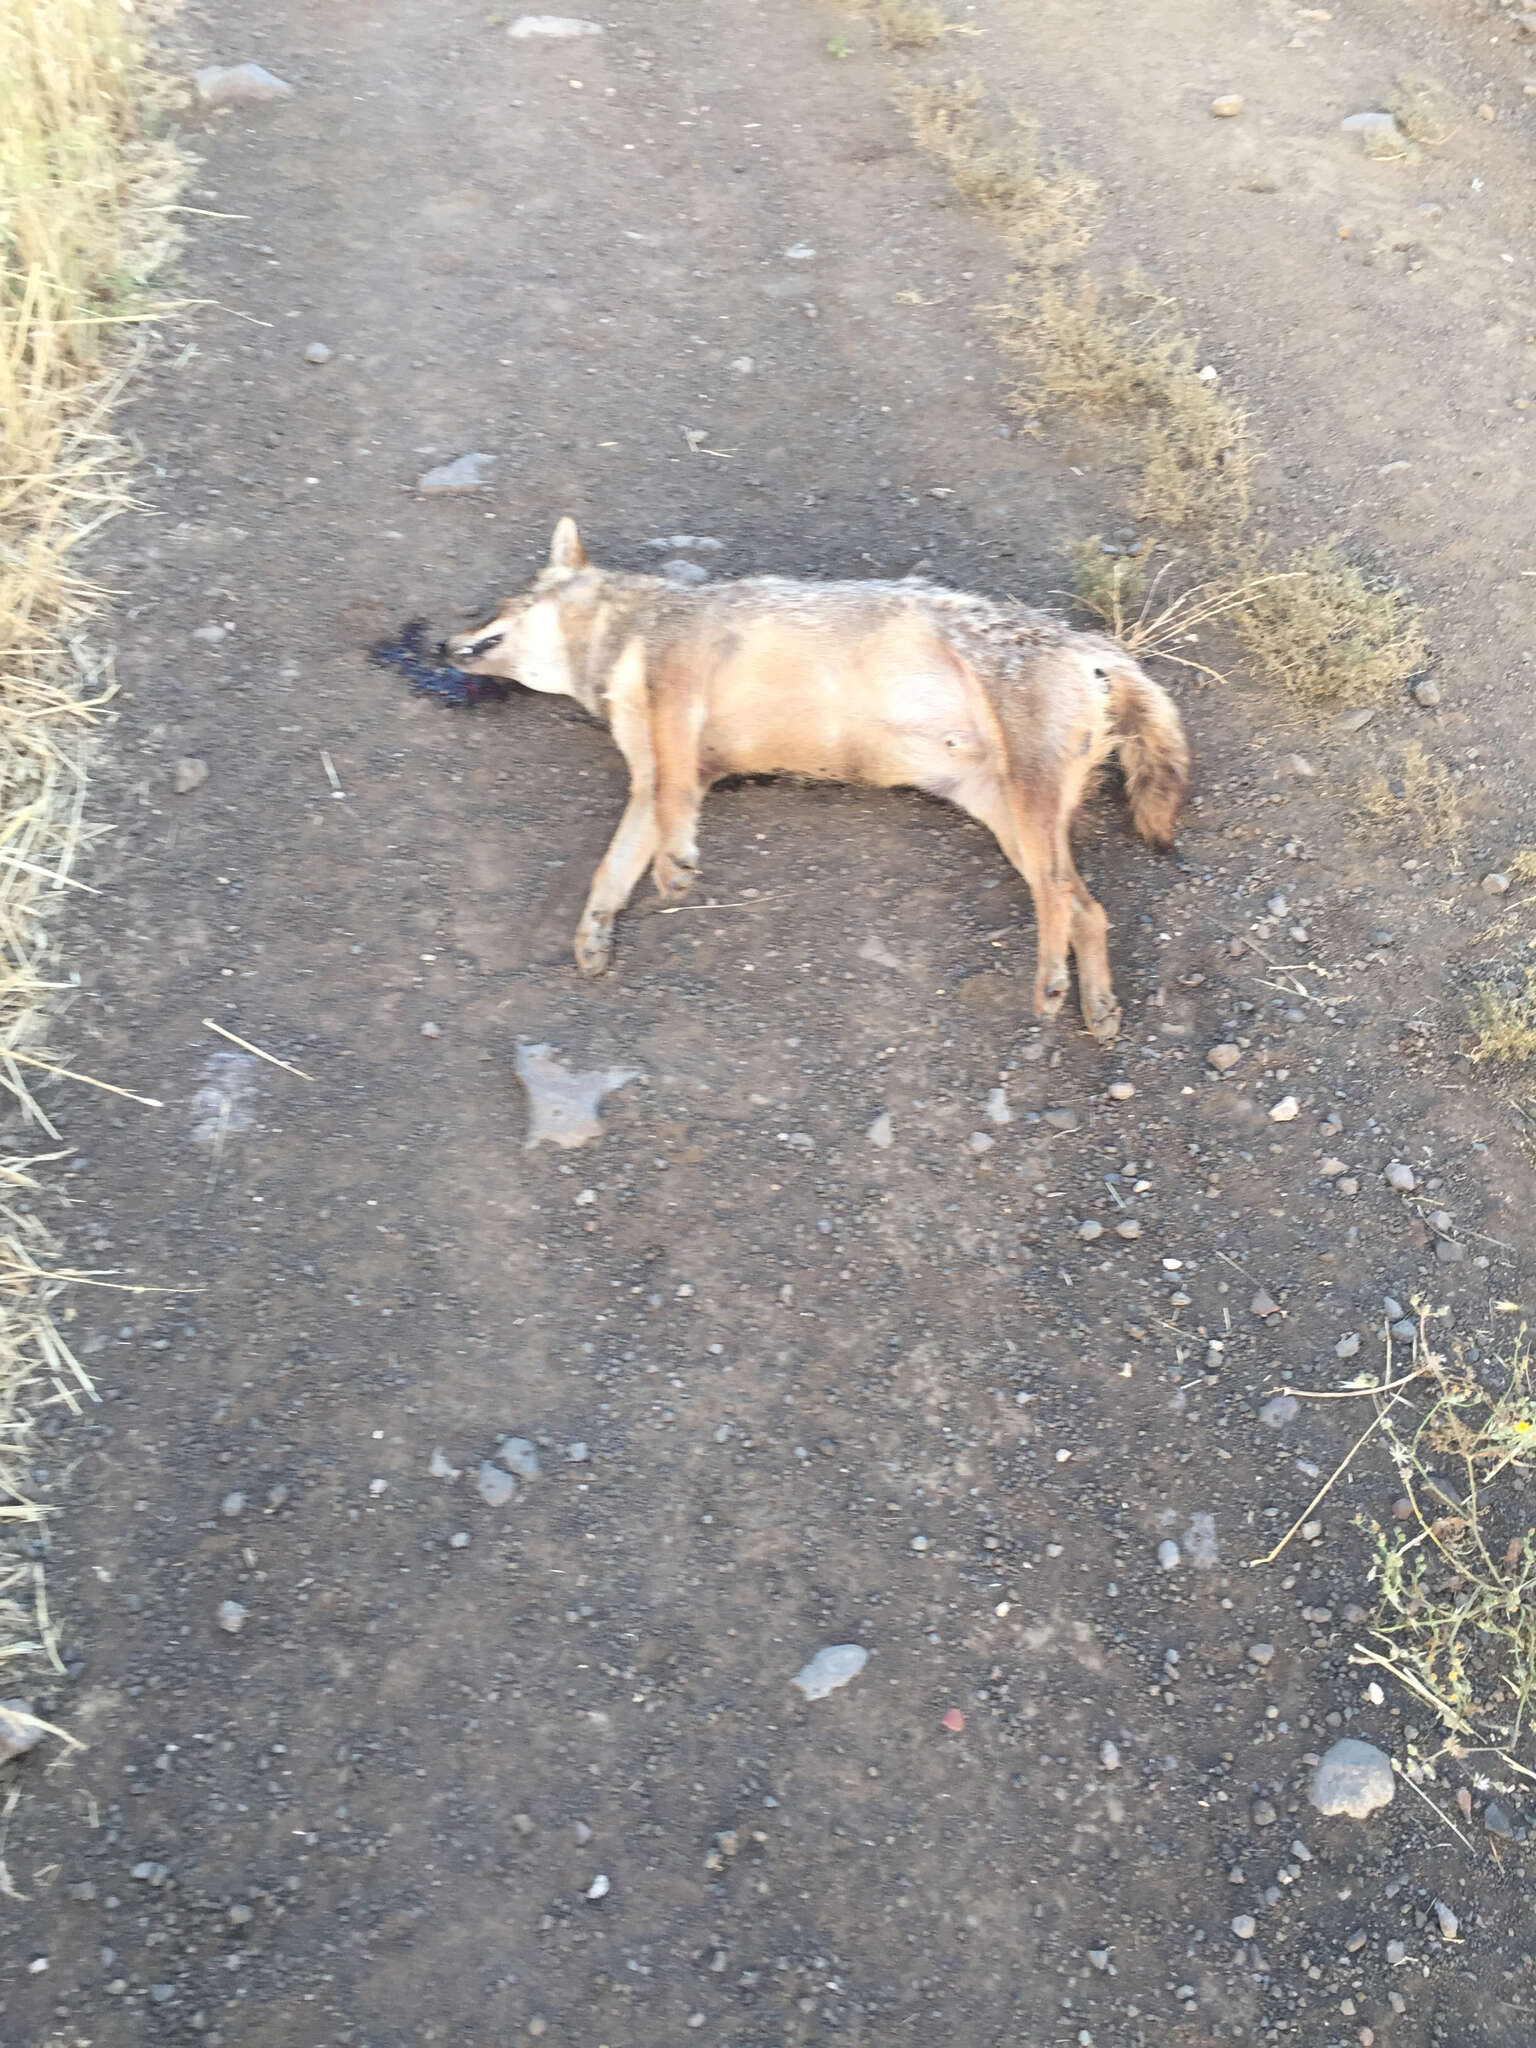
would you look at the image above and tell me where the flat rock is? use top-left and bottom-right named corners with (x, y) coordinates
top-left (866, 1111), bottom-right (894, 1149)
top-left (216, 1599), bottom-right (247, 1634)
top-left (792, 1643), bottom-right (868, 1701)
top-left (418, 452), bottom-right (496, 494)
top-left (1207, 1043), bottom-right (1242, 1072)
top-left (172, 757), bottom-right (208, 794)
top-left (499, 1436), bottom-right (542, 1479)
top-left (476, 1461), bottom-right (517, 1507)
top-left (0, 1698), bottom-right (44, 1763)
top-left (194, 63), bottom-right (295, 104)
top-left (1340, 110), bottom-right (1398, 135)
top-left (508, 14), bottom-right (604, 34)
top-left (1310, 1737), bottom-right (1394, 1818)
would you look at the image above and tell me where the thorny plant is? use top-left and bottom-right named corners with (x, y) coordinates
top-left (1354, 1311), bottom-right (1536, 1784)
top-left (1065, 537), bottom-right (1298, 688)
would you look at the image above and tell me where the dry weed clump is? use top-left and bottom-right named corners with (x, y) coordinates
top-left (0, 0), bottom-right (183, 1690)
top-left (1356, 1317), bottom-right (1536, 1780)
top-left (1466, 967), bottom-right (1536, 1066)
top-left (1390, 74), bottom-right (1457, 149)
top-left (868, 0), bottom-right (951, 50)
top-left (903, 81), bottom-right (1097, 267)
top-left (1357, 740), bottom-right (1464, 849)
top-left (1233, 540), bottom-right (1429, 705)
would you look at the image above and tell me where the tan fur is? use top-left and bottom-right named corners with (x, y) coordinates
top-left (444, 518), bottom-right (1192, 1039)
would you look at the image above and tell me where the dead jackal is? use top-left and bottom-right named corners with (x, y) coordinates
top-left (442, 519), bottom-right (1191, 1040)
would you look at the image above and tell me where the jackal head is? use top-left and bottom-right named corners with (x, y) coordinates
top-left (440, 517), bottom-right (591, 695)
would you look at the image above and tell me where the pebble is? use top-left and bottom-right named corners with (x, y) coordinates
top-left (131, 1860), bottom-right (170, 1884)
top-left (1338, 706), bottom-right (1376, 732)
top-left (1319, 1156), bottom-right (1347, 1179)
top-left (1115, 1219), bottom-right (1142, 1240)
top-left (220, 1491), bottom-right (245, 1518)
top-left (585, 1873), bottom-right (610, 1901)
top-left (1340, 109), bottom-right (1399, 136)
top-left (420, 1021), bottom-right (441, 1038)
top-left (191, 624), bottom-right (226, 645)
top-left (172, 757), bottom-right (208, 794)
top-left (967, 1131), bottom-right (995, 1155)
top-left (0, 1699), bottom-right (44, 1763)
top-left (1484, 1800), bottom-right (1513, 1837)
top-left (193, 62), bottom-right (295, 103)
top-left (1481, 872), bottom-right (1511, 896)
top-left (1391, 1317), bottom-right (1417, 1342)
top-left (418, 452), bottom-right (496, 494)
top-left (985, 1086), bottom-right (1013, 1125)
top-left (1385, 1939), bottom-right (1407, 1966)
top-left (1231, 1913), bottom-right (1257, 1940)
top-left (1337, 1177), bottom-right (1359, 1196)
top-left (428, 1448), bottom-right (460, 1480)
top-left (1247, 1642), bottom-right (1275, 1665)
top-left (303, 341), bottom-right (332, 365)
top-left (566, 1440), bottom-right (590, 1462)
top-left (1435, 1237), bottom-right (1465, 1264)
top-left (500, 1437), bottom-right (541, 1480)
top-left (1088, 1946), bottom-right (1111, 1969)
top-left (1250, 1290), bottom-right (1280, 1319)
top-left (1383, 1161), bottom-right (1417, 1192)
top-left (449, 1531), bottom-right (469, 1549)
top-left (1432, 1899), bottom-right (1458, 1941)
top-left (867, 1111), bottom-right (894, 1149)
top-left (1252, 1798), bottom-right (1278, 1828)
top-left (1107, 1080), bottom-right (1135, 1101)
top-left (475, 1462), bottom-right (517, 1507)
top-left (215, 1600), bottom-right (247, 1635)
top-left (1310, 1737), bottom-right (1394, 1817)
top-left (1078, 1218), bottom-right (1105, 1241)
top-left (1210, 94), bottom-right (1244, 117)
top-left (1259, 1394), bottom-right (1298, 1428)
top-left (1099, 1740), bottom-right (1120, 1770)
top-left (1043, 1106), bottom-right (1079, 1132)
top-left (1157, 1539), bottom-right (1181, 1571)
top-left (1269, 1095), bottom-right (1299, 1122)
top-left (792, 1643), bottom-right (868, 1700)
top-left (1335, 1333), bottom-right (1360, 1359)
top-left (507, 14), bottom-right (603, 33)
top-left (1207, 1043), bottom-right (1242, 1072)
top-left (661, 559), bottom-right (711, 587)
top-left (1411, 677), bottom-right (1441, 708)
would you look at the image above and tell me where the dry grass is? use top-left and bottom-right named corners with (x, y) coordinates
top-left (1357, 740), bottom-right (1464, 849)
top-left (1355, 1316), bottom-right (1536, 1781)
top-left (904, 80), bottom-right (1097, 267)
top-left (1467, 968), bottom-right (1536, 1066)
top-left (1065, 537), bottom-right (1296, 686)
top-left (869, 0), bottom-right (951, 49)
top-left (1390, 74), bottom-right (1457, 149)
top-left (1005, 280), bottom-right (1251, 532)
top-left (1233, 539), bottom-right (1429, 705)
top-left (0, 0), bottom-right (183, 1699)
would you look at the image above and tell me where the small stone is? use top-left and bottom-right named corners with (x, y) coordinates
top-left (1338, 705), bottom-right (1376, 732)
top-left (1411, 677), bottom-right (1441, 708)
top-left (1386, 1939), bottom-right (1407, 1966)
top-left (1078, 1218), bottom-right (1105, 1241)
top-left (1231, 1913), bottom-right (1257, 1940)
top-left (1432, 1899), bottom-right (1458, 1941)
top-left (0, 1699), bottom-right (44, 1763)
top-left (215, 1600), bottom-right (247, 1635)
top-left (1115, 1219), bottom-right (1142, 1240)
top-left (1319, 1157), bottom-right (1347, 1178)
top-left (131, 1860), bottom-right (170, 1884)
top-left (1251, 1798), bottom-right (1278, 1828)
top-left (585, 1873), bottom-right (610, 1900)
top-left (1248, 1642), bottom-right (1275, 1665)
top-left (1484, 1801), bottom-right (1513, 1837)
top-left (1384, 1161), bottom-right (1417, 1192)
top-left (418, 452), bottom-right (495, 494)
top-left (792, 1644), bottom-right (868, 1701)
top-left (1310, 1737), bottom-right (1394, 1817)
top-left (475, 1462), bottom-right (517, 1507)
top-left (1210, 94), bottom-right (1244, 118)
top-left (513, 1812), bottom-right (534, 1834)
top-left (420, 1021), bottom-right (441, 1038)
top-left (565, 1440), bottom-right (589, 1463)
top-left (1259, 1393), bottom-right (1298, 1428)
top-left (1269, 1095), bottom-right (1299, 1123)
top-left (661, 559), bottom-right (710, 587)
top-left (985, 1086), bottom-right (1013, 1125)
top-left (1391, 1317), bottom-right (1417, 1342)
top-left (227, 1902), bottom-right (253, 1926)
top-left (1107, 1080), bottom-right (1135, 1101)
top-left (507, 14), bottom-right (603, 33)
top-left (967, 1131), bottom-right (995, 1155)
top-left (1335, 1333), bottom-right (1360, 1359)
top-left (303, 341), bottom-right (332, 365)
top-left (1435, 1237), bottom-right (1466, 1264)
top-left (220, 1491), bottom-right (245, 1518)
top-left (172, 757), bottom-right (208, 794)
top-left (499, 1437), bottom-right (541, 1480)
top-left (191, 624), bottom-right (226, 645)
top-left (1207, 1043), bottom-right (1242, 1072)
top-left (1043, 1106), bottom-right (1079, 1131)
top-left (193, 63), bottom-right (295, 104)
top-left (1338, 1177), bottom-right (1360, 1197)
top-left (1340, 110), bottom-right (1398, 136)
top-left (449, 1531), bottom-right (469, 1548)
top-left (1099, 1740), bottom-right (1120, 1770)
top-left (1481, 872), bottom-right (1511, 896)
top-left (1250, 1290), bottom-right (1280, 1319)
top-left (1285, 753), bottom-right (1316, 779)
top-left (1088, 1946), bottom-right (1111, 1969)
top-left (428, 1448), bottom-right (460, 1480)
top-left (867, 1111), bottom-right (894, 1149)
top-left (1157, 1539), bottom-right (1180, 1571)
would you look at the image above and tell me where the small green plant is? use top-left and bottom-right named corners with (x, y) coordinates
top-left (1356, 1317), bottom-right (1536, 1778)
top-left (826, 34), bottom-right (851, 57)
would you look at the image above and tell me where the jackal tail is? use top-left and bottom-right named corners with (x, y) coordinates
top-left (1107, 661), bottom-right (1191, 850)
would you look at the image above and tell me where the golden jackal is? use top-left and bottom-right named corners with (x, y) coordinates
top-left (442, 519), bottom-right (1191, 1040)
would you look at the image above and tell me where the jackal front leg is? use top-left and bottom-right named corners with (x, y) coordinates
top-left (649, 669), bottom-right (706, 904)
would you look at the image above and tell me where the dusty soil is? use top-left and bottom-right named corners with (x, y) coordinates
top-left (5, 1), bottom-right (1536, 2045)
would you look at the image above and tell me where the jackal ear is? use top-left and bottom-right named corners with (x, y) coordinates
top-left (548, 517), bottom-right (587, 573)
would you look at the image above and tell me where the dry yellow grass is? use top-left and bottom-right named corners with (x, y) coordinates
top-left (1467, 969), bottom-right (1536, 1066)
top-left (0, 0), bottom-right (183, 1697)
top-left (904, 80), bottom-right (1097, 267)
top-left (1234, 540), bottom-right (1429, 705)
top-left (1357, 741), bottom-right (1464, 849)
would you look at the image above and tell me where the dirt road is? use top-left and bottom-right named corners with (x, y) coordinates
top-left (6, 1), bottom-right (1536, 2044)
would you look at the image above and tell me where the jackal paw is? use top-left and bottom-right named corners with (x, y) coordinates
top-left (1033, 967), bottom-right (1070, 1022)
top-left (653, 851), bottom-right (699, 904)
top-left (1084, 993), bottom-right (1122, 1044)
top-left (574, 916), bottom-right (614, 978)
